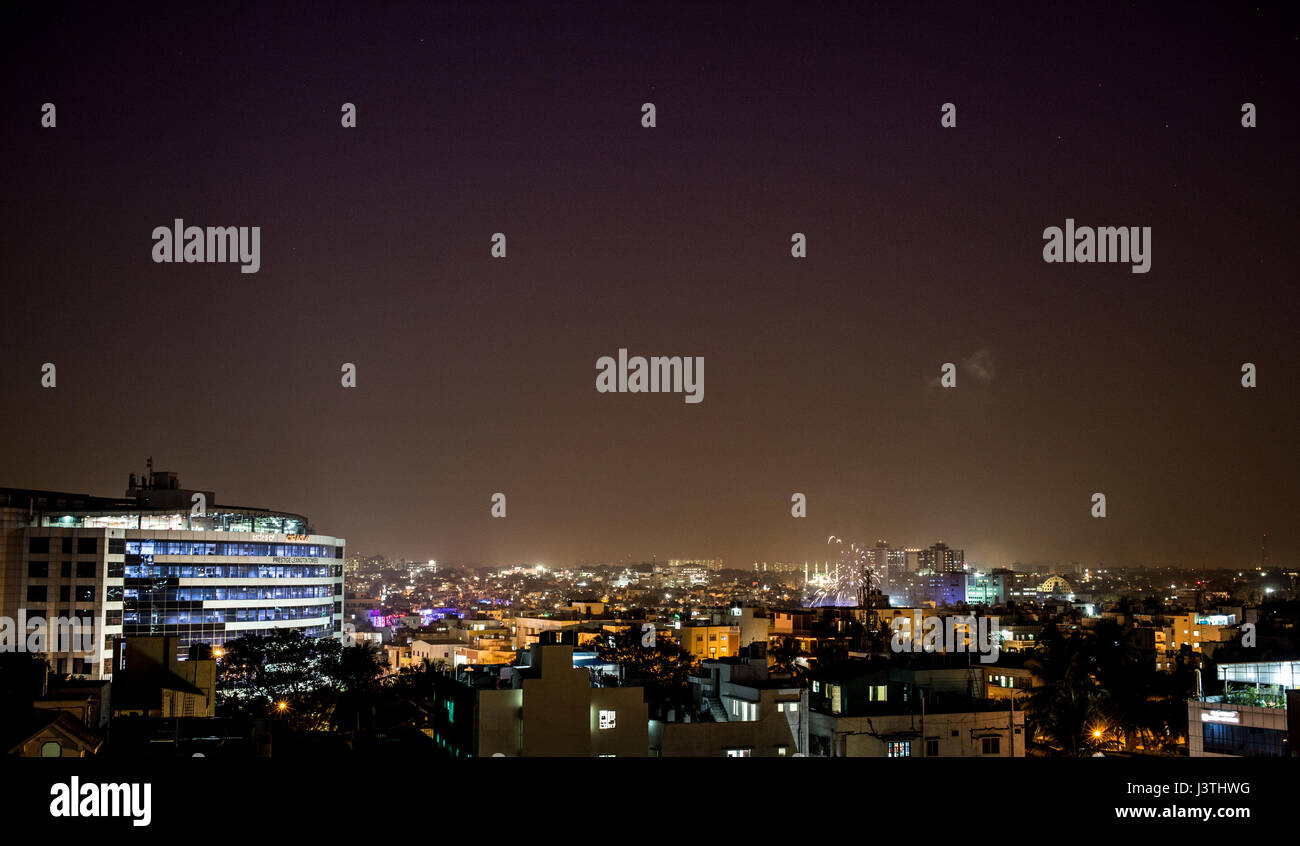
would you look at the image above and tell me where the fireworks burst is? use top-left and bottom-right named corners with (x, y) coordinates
top-left (803, 536), bottom-right (885, 607)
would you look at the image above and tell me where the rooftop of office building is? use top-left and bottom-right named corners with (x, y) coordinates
top-left (1, 461), bottom-right (309, 532)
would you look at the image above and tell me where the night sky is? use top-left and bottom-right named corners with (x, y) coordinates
top-left (2, 1), bottom-right (1297, 569)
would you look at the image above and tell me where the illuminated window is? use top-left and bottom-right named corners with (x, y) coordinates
top-left (599, 710), bottom-right (616, 730)
top-left (41, 741), bottom-right (62, 757)
top-left (726, 748), bottom-right (751, 757)
top-left (887, 741), bottom-right (910, 758)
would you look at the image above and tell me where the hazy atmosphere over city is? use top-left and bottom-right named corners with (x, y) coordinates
top-left (6, 2), bottom-right (1300, 829)
top-left (2, 1), bottom-right (1297, 569)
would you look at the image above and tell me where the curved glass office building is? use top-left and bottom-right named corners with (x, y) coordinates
top-left (0, 467), bottom-right (345, 678)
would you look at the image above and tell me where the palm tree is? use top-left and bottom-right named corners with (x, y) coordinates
top-left (1023, 624), bottom-right (1107, 755)
top-left (329, 640), bottom-right (387, 734)
top-left (768, 636), bottom-right (803, 677)
top-left (1090, 621), bottom-right (1172, 753)
top-left (1025, 621), bottom-right (1194, 756)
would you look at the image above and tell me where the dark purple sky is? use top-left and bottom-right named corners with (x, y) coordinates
top-left (2, 1), bottom-right (1297, 569)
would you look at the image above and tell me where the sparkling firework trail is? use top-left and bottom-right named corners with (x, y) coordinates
top-left (804, 536), bottom-right (885, 607)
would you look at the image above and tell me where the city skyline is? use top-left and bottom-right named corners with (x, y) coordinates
top-left (0, 465), bottom-right (1285, 572)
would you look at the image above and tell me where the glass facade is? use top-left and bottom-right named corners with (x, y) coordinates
top-left (1202, 723), bottom-right (1286, 757)
top-left (124, 540), bottom-right (340, 558)
top-left (123, 604), bottom-right (333, 625)
top-left (23, 527), bottom-right (343, 660)
top-left (124, 559), bottom-right (334, 579)
top-left (116, 534), bottom-right (344, 652)
top-left (8, 488), bottom-right (340, 677)
top-left (48, 512), bottom-right (308, 534)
